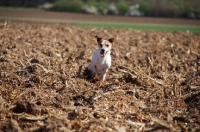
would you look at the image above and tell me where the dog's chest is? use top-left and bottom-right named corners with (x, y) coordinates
top-left (96, 61), bottom-right (108, 71)
top-left (95, 56), bottom-right (111, 71)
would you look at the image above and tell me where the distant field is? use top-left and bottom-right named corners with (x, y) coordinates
top-left (0, 8), bottom-right (200, 32)
top-left (1, 16), bottom-right (200, 33)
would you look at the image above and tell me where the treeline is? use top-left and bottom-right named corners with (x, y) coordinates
top-left (1, 0), bottom-right (200, 18)
top-left (0, 0), bottom-right (56, 7)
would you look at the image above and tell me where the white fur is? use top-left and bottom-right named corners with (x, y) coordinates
top-left (88, 40), bottom-right (111, 81)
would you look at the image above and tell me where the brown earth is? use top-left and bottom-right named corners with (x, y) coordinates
top-left (0, 8), bottom-right (200, 25)
top-left (0, 12), bottom-right (200, 131)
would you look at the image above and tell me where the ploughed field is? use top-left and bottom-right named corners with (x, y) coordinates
top-left (0, 22), bottom-right (200, 131)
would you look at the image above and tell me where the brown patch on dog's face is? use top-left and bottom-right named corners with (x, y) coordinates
top-left (95, 36), bottom-right (114, 57)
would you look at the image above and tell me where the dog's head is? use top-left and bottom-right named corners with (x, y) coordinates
top-left (95, 36), bottom-right (114, 57)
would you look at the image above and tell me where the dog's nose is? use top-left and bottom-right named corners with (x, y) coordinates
top-left (101, 49), bottom-right (105, 53)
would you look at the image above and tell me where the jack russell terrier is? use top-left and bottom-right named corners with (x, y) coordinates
top-left (88, 36), bottom-right (114, 81)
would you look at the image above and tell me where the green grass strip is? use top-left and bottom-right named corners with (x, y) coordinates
top-left (76, 23), bottom-right (200, 33)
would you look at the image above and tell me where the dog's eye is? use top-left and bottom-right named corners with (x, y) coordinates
top-left (106, 44), bottom-right (109, 47)
top-left (99, 44), bottom-right (103, 47)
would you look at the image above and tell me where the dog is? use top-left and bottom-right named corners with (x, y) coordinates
top-left (88, 36), bottom-right (114, 81)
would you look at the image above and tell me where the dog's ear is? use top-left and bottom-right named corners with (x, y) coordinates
top-left (95, 36), bottom-right (102, 43)
top-left (108, 38), bottom-right (114, 43)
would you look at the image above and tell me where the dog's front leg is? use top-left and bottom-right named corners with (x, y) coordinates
top-left (90, 64), bottom-right (97, 75)
top-left (100, 69), bottom-right (108, 81)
